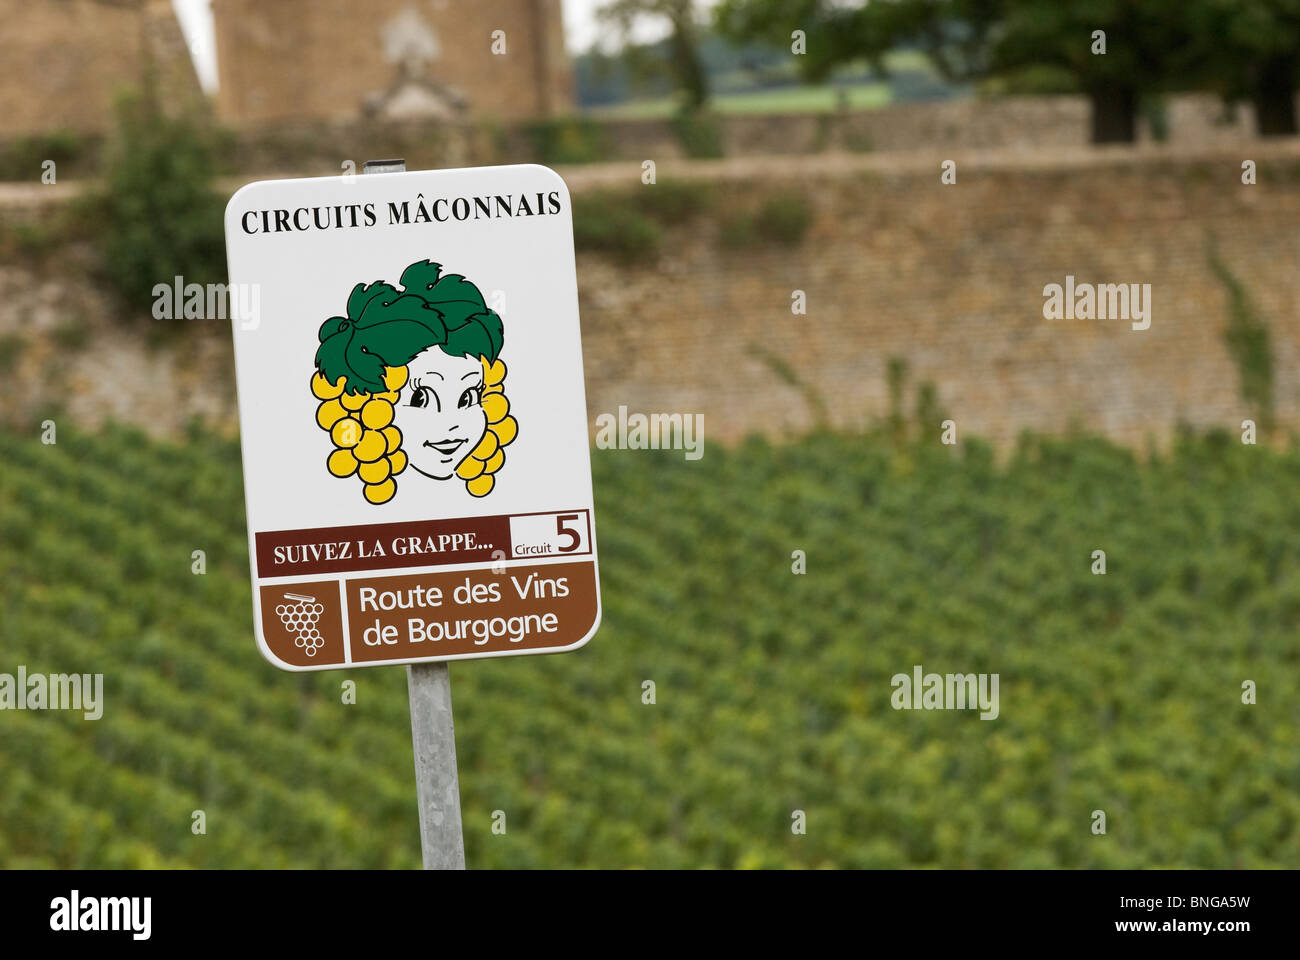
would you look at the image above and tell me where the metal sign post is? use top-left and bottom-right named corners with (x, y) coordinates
top-left (363, 158), bottom-right (465, 870)
top-left (406, 658), bottom-right (465, 869)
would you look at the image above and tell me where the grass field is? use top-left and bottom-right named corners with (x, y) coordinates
top-left (584, 51), bottom-right (941, 120)
top-left (0, 422), bottom-right (1297, 868)
top-left (588, 82), bottom-right (894, 120)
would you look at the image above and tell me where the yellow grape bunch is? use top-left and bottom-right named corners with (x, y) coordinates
top-left (311, 357), bottom-right (517, 502)
top-left (312, 260), bottom-right (515, 504)
top-left (455, 356), bottom-right (518, 498)
top-left (312, 364), bottom-right (409, 504)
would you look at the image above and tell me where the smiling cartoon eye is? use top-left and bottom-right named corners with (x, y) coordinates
top-left (458, 386), bottom-right (481, 409)
top-left (409, 386), bottom-right (440, 411)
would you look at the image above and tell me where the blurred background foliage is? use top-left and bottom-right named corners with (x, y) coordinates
top-left (91, 94), bottom-right (233, 308)
top-left (712, 0), bottom-right (1300, 141)
top-left (0, 415), bottom-right (1295, 868)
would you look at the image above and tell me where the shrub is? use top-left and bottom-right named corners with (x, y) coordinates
top-left (1209, 240), bottom-right (1274, 432)
top-left (630, 179), bottom-right (713, 225)
top-left (524, 117), bottom-right (610, 166)
top-left (1141, 95), bottom-right (1170, 142)
top-left (671, 108), bottom-right (725, 159)
top-left (719, 192), bottom-right (812, 249)
top-left (572, 199), bottom-right (660, 263)
top-left (570, 181), bottom-right (716, 261)
top-left (0, 221), bottom-right (54, 258)
top-left (718, 210), bottom-right (755, 249)
top-left (94, 94), bottom-right (229, 310)
top-left (754, 193), bottom-right (812, 246)
top-left (0, 131), bottom-right (85, 182)
top-left (0, 333), bottom-right (26, 375)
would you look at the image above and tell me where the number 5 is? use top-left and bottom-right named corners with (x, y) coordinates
top-left (555, 514), bottom-right (582, 552)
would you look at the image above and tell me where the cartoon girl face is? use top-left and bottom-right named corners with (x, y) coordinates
top-left (399, 346), bottom-right (488, 480)
top-left (314, 262), bottom-right (514, 503)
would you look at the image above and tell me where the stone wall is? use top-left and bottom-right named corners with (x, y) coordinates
top-left (595, 94), bottom-right (1264, 161)
top-left (2, 142), bottom-right (1299, 451)
top-left (575, 143), bottom-right (1300, 449)
top-left (0, 0), bottom-right (200, 138)
top-left (195, 92), bottom-right (1277, 175)
top-left (2, 86), bottom-right (1281, 180)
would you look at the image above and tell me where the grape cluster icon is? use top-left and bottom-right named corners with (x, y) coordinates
top-left (275, 593), bottom-right (326, 656)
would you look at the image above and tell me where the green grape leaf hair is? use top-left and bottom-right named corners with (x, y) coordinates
top-left (315, 261), bottom-right (504, 395)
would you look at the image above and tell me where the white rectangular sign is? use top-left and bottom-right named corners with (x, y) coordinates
top-left (224, 164), bottom-right (600, 671)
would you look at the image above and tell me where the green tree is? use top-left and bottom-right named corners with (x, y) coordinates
top-left (1202, 0), bottom-right (1300, 135)
top-left (598, 0), bottom-right (711, 109)
top-left (716, 0), bottom-right (1210, 143)
top-left (989, 0), bottom-right (1198, 143)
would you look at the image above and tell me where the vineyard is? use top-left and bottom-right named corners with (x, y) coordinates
top-left (0, 422), bottom-right (1297, 868)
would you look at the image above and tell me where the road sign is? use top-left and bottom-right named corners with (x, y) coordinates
top-left (225, 164), bottom-right (600, 672)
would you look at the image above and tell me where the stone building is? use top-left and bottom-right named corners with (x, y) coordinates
top-left (0, 0), bottom-right (201, 138)
top-left (211, 0), bottom-right (572, 126)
